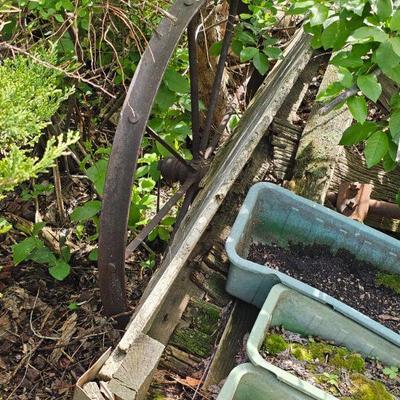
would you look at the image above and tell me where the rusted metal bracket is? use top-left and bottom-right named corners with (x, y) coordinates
top-left (327, 182), bottom-right (400, 223)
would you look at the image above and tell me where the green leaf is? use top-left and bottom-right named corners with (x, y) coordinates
top-left (347, 96), bottom-right (368, 123)
top-left (68, 302), bottom-right (79, 311)
top-left (364, 131), bottom-right (389, 167)
top-left (390, 9), bottom-right (400, 31)
top-left (88, 248), bottom-right (98, 261)
top-left (86, 159), bottom-right (108, 195)
top-left (391, 93), bottom-right (400, 110)
top-left (388, 139), bottom-right (398, 160)
top-left (321, 20), bottom-right (349, 50)
top-left (70, 200), bottom-right (102, 222)
top-left (236, 30), bottom-right (257, 45)
top-left (209, 41), bottom-right (222, 57)
top-left (48, 259), bottom-right (71, 281)
top-left (289, 0), bottom-right (315, 14)
top-left (164, 69), bottom-right (189, 93)
top-left (60, 245), bottom-right (71, 263)
top-left (331, 51), bottom-right (364, 69)
top-left (263, 47), bottom-right (282, 59)
top-left (30, 246), bottom-right (57, 265)
top-left (139, 177), bottom-right (156, 192)
top-left (32, 222), bottom-right (46, 237)
top-left (347, 26), bottom-right (388, 43)
top-left (231, 39), bottom-right (243, 56)
top-left (375, 0), bottom-right (392, 20)
top-left (340, 0), bottom-right (366, 15)
top-left (310, 3), bottom-right (329, 26)
top-left (12, 236), bottom-right (41, 265)
top-left (253, 52), bottom-right (269, 75)
top-left (158, 226), bottom-right (170, 241)
top-left (382, 152), bottom-right (397, 171)
top-left (357, 74), bottom-right (382, 102)
top-left (340, 121), bottom-right (379, 145)
top-left (389, 37), bottom-right (400, 56)
top-left (374, 41), bottom-right (400, 73)
top-left (240, 47), bottom-right (259, 62)
top-left (0, 217), bottom-right (12, 234)
top-left (389, 109), bottom-right (400, 142)
top-left (155, 84), bottom-right (177, 111)
top-left (337, 67), bottom-right (353, 88)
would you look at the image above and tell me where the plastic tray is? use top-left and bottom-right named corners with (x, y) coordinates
top-left (246, 284), bottom-right (400, 399)
top-left (216, 363), bottom-right (312, 400)
top-left (226, 182), bottom-right (400, 346)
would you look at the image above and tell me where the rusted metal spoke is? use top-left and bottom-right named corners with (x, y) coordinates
top-left (199, 0), bottom-right (239, 154)
top-left (146, 126), bottom-right (196, 173)
top-left (188, 15), bottom-right (201, 159)
top-left (125, 177), bottom-right (196, 258)
top-left (172, 182), bottom-right (198, 234)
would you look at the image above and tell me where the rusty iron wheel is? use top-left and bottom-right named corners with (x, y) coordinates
top-left (98, 0), bottom-right (239, 325)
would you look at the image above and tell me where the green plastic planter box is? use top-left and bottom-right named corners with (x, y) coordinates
top-left (216, 363), bottom-right (312, 400)
top-left (246, 284), bottom-right (400, 400)
top-left (225, 182), bottom-right (400, 346)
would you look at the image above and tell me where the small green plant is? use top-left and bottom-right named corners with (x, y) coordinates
top-left (0, 217), bottom-right (12, 234)
top-left (319, 372), bottom-right (340, 388)
top-left (12, 223), bottom-right (71, 280)
top-left (140, 254), bottom-right (156, 270)
top-left (382, 366), bottom-right (399, 379)
top-left (21, 182), bottom-right (54, 201)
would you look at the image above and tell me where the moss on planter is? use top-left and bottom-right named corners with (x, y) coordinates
top-left (376, 272), bottom-right (400, 295)
top-left (330, 350), bottom-right (365, 373)
top-left (264, 334), bottom-right (288, 355)
top-left (261, 329), bottom-right (397, 399)
top-left (350, 374), bottom-right (393, 400)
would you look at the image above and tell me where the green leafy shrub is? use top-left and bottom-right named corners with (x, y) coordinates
top-left (0, 53), bottom-right (79, 198)
top-left (294, 0), bottom-right (400, 173)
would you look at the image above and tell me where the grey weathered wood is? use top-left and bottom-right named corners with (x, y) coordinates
top-left (88, 28), bottom-right (312, 385)
top-left (147, 261), bottom-right (204, 346)
top-left (106, 334), bottom-right (164, 400)
top-left (291, 64), bottom-right (353, 203)
top-left (202, 301), bottom-right (258, 389)
top-left (379, 74), bottom-right (399, 112)
top-left (160, 345), bottom-right (202, 376)
top-left (81, 383), bottom-right (106, 400)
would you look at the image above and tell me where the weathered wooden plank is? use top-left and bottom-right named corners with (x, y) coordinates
top-left (291, 64), bottom-right (353, 203)
top-left (107, 334), bottom-right (164, 400)
top-left (159, 345), bottom-right (202, 376)
top-left (147, 261), bottom-right (204, 346)
top-left (82, 29), bottom-right (312, 390)
top-left (202, 301), bottom-right (258, 389)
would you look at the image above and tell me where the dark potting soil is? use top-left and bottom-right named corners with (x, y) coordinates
top-left (248, 242), bottom-right (400, 332)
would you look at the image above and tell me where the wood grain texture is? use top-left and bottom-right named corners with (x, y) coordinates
top-left (292, 64), bottom-right (353, 203)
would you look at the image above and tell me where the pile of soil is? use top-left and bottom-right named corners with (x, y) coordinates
top-left (248, 242), bottom-right (400, 332)
top-left (261, 327), bottom-right (400, 399)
